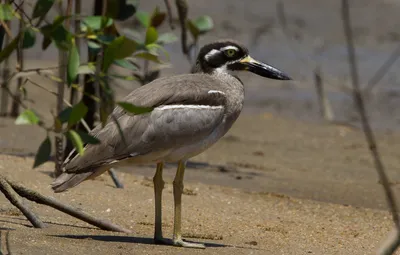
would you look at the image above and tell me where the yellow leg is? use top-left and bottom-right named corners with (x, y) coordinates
top-left (153, 162), bottom-right (167, 244)
top-left (172, 160), bottom-right (205, 248)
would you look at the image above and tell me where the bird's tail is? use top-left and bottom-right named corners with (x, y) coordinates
top-left (51, 165), bottom-right (110, 193)
top-left (51, 171), bottom-right (93, 193)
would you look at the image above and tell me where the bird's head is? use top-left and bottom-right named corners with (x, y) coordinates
top-left (195, 40), bottom-right (291, 80)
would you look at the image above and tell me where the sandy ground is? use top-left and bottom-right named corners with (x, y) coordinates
top-left (1, 114), bottom-right (400, 254)
top-left (2, 0), bottom-right (400, 254)
top-left (0, 153), bottom-right (396, 255)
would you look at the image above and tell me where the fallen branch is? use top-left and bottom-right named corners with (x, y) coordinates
top-left (341, 0), bottom-right (400, 254)
top-left (164, 0), bottom-right (174, 29)
top-left (0, 175), bottom-right (130, 233)
top-left (0, 176), bottom-right (45, 228)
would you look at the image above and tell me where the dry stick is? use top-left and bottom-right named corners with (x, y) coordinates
top-left (276, 1), bottom-right (352, 94)
top-left (0, 20), bottom-right (10, 116)
top-left (341, 1), bottom-right (400, 254)
top-left (0, 19), bottom-right (12, 38)
top-left (175, 0), bottom-right (190, 59)
top-left (10, 1), bottom-right (25, 117)
top-left (5, 179), bottom-right (131, 233)
top-left (63, 0), bottom-right (82, 160)
top-left (54, 0), bottom-right (73, 177)
top-left (69, 0), bottom-right (81, 106)
top-left (363, 44), bottom-right (400, 95)
top-left (0, 176), bottom-right (45, 228)
top-left (314, 67), bottom-right (334, 121)
top-left (164, 0), bottom-right (175, 29)
top-left (5, 230), bottom-right (12, 255)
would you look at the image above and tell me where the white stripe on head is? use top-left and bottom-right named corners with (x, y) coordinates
top-left (204, 49), bottom-right (220, 61)
top-left (219, 45), bottom-right (239, 52)
top-left (156, 105), bottom-right (224, 110)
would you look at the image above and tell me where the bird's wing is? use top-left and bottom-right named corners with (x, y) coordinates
top-left (64, 74), bottom-right (227, 174)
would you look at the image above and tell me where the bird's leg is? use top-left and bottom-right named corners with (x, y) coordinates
top-left (153, 162), bottom-right (168, 244)
top-left (172, 160), bottom-right (205, 248)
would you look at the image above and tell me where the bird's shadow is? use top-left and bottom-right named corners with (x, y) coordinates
top-left (52, 234), bottom-right (228, 248)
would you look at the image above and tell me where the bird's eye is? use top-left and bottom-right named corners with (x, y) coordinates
top-left (224, 49), bottom-right (236, 57)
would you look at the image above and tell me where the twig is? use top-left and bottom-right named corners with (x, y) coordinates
top-left (0, 176), bottom-right (45, 228)
top-left (54, 0), bottom-right (73, 177)
top-left (0, 19), bottom-right (12, 38)
top-left (5, 230), bottom-right (12, 255)
top-left (164, 0), bottom-right (174, 29)
top-left (70, 0), bottom-right (81, 106)
top-left (363, 44), bottom-right (400, 95)
top-left (341, 2), bottom-right (400, 254)
top-left (3, 177), bottom-right (130, 233)
top-left (0, 20), bottom-right (11, 117)
top-left (314, 67), bottom-right (334, 121)
top-left (12, 0), bottom-right (35, 27)
top-left (175, 0), bottom-right (189, 55)
top-left (26, 78), bottom-right (92, 133)
top-left (276, 1), bottom-right (352, 94)
top-left (10, 1), bottom-right (25, 117)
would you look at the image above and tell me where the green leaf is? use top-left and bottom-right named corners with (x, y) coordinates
top-left (58, 107), bottom-right (72, 123)
top-left (15, 109), bottom-right (40, 125)
top-left (51, 25), bottom-right (72, 50)
top-left (87, 40), bottom-right (101, 55)
top-left (157, 33), bottom-right (178, 45)
top-left (111, 0), bottom-right (137, 21)
top-left (192, 15), bottom-right (214, 33)
top-left (41, 21), bottom-right (72, 51)
top-left (150, 7), bottom-right (165, 28)
top-left (145, 26), bottom-right (158, 45)
top-left (110, 74), bottom-right (135, 81)
top-left (68, 101), bottom-right (88, 127)
top-left (113, 59), bottom-right (138, 71)
top-left (33, 137), bottom-right (51, 168)
top-left (134, 52), bottom-right (162, 63)
top-left (0, 4), bottom-right (13, 21)
top-left (78, 64), bottom-right (95, 75)
top-left (186, 20), bottom-right (200, 40)
top-left (0, 34), bottom-right (20, 63)
top-left (76, 130), bottom-right (100, 144)
top-left (32, 0), bottom-right (55, 19)
top-left (22, 28), bottom-right (36, 49)
top-left (42, 35), bottom-right (52, 50)
top-left (66, 130), bottom-right (84, 155)
top-left (81, 16), bottom-right (113, 32)
top-left (88, 40), bottom-right (101, 49)
top-left (136, 11), bottom-right (149, 27)
top-left (117, 102), bottom-right (153, 115)
top-left (67, 42), bottom-right (79, 85)
top-left (103, 36), bottom-right (138, 72)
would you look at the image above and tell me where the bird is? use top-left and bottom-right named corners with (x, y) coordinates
top-left (51, 40), bottom-right (291, 248)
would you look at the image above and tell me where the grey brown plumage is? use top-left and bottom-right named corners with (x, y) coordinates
top-left (52, 73), bottom-right (243, 192)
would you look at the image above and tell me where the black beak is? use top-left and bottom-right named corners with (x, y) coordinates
top-left (229, 56), bottom-right (292, 80)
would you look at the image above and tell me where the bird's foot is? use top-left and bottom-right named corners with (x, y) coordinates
top-left (154, 236), bottom-right (205, 249)
top-left (173, 238), bottom-right (206, 249)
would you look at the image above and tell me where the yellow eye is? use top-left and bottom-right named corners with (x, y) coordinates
top-left (225, 49), bottom-right (236, 57)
